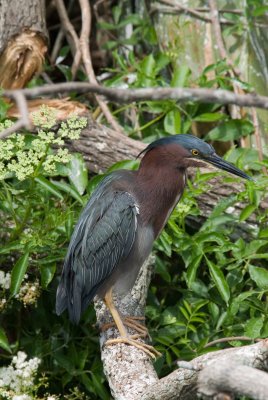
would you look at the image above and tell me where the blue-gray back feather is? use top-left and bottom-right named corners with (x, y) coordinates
top-left (56, 171), bottom-right (139, 323)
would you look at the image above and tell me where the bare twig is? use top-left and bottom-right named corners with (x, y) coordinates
top-left (204, 336), bottom-right (260, 348)
top-left (3, 83), bottom-right (268, 139)
top-left (158, 0), bottom-right (211, 23)
top-left (154, 2), bottom-right (267, 29)
top-left (156, 0), bottom-right (232, 25)
top-left (209, 0), bottom-right (239, 75)
top-left (55, 0), bottom-right (82, 77)
top-left (0, 92), bottom-right (31, 139)
top-left (51, 28), bottom-right (65, 63)
top-left (196, 7), bottom-right (243, 15)
top-left (78, 0), bottom-right (123, 134)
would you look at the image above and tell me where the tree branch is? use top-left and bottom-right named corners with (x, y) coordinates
top-left (3, 82), bottom-right (268, 141)
top-left (1, 81), bottom-right (268, 140)
top-left (3, 83), bottom-right (268, 109)
top-left (198, 361), bottom-right (268, 400)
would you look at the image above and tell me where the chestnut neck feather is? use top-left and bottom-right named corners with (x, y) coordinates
top-left (135, 144), bottom-right (189, 237)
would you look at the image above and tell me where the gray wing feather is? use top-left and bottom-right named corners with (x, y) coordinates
top-left (56, 173), bottom-right (139, 323)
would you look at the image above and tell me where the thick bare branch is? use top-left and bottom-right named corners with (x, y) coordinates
top-left (3, 82), bottom-right (268, 108)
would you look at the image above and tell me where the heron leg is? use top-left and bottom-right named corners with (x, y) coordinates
top-left (103, 289), bottom-right (160, 359)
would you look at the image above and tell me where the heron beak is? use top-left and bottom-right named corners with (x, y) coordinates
top-left (205, 153), bottom-right (253, 181)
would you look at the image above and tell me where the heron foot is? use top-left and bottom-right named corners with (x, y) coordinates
top-left (101, 316), bottom-right (149, 336)
top-left (105, 334), bottom-right (161, 359)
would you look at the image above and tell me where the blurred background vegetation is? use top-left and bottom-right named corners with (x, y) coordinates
top-left (0, 0), bottom-right (268, 399)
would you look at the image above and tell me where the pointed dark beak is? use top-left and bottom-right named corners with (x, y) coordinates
top-left (205, 153), bottom-right (253, 181)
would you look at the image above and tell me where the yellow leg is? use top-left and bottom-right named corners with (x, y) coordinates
top-left (101, 316), bottom-right (148, 336)
top-left (104, 288), bottom-right (128, 337)
top-left (103, 289), bottom-right (161, 359)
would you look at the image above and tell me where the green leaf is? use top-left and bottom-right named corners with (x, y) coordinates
top-left (195, 232), bottom-right (226, 247)
top-left (10, 252), bottom-right (29, 297)
top-left (35, 176), bottom-right (64, 200)
top-left (186, 254), bottom-right (203, 287)
top-left (107, 159), bottom-right (139, 172)
top-left (0, 241), bottom-right (23, 254)
top-left (51, 179), bottom-right (84, 205)
top-left (155, 257), bottom-right (171, 283)
top-left (259, 228), bottom-right (268, 238)
top-left (0, 97), bottom-right (11, 120)
top-left (171, 65), bottom-right (190, 87)
top-left (0, 328), bottom-right (11, 353)
top-left (139, 54), bottom-right (156, 86)
top-left (91, 373), bottom-right (110, 400)
top-left (87, 174), bottom-right (106, 195)
top-left (156, 230), bottom-right (172, 257)
top-left (252, 6), bottom-right (268, 16)
top-left (193, 113), bottom-right (225, 122)
top-left (245, 317), bottom-right (263, 338)
top-left (41, 263), bottom-right (56, 289)
top-left (67, 153), bottom-right (88, 195)
top-left (239, 204), bottom-right (256, 221)
top-left (230, 290), bottom-right (259, 316)
top-left (206, 119), bottom-right (254, 141)
top-left (249, 265), bottom-right (268, 289)
top-left (164, 109), bottom-right (181, 134)
top-left (206, 257), bottom-right (230, 304)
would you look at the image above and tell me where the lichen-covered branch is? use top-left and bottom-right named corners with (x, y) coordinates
top-left (198, 360), bottom-right (268, 400)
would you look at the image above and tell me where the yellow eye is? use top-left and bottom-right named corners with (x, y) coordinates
top-left (191, 149), bottom-right (199, 156)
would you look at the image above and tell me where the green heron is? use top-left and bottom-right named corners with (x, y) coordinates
top-left (56, 134), bottom-right (251, 357)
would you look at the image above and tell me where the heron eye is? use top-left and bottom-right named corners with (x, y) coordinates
top-left (191, 149), bottom-right (199, 156)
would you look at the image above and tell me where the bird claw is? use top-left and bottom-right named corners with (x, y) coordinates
top-left (104, 335), bottom-right (161, 359)
top-left (100, 316), bottom-right (149, 337)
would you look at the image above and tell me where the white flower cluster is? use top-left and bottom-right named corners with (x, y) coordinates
top-left (0, 105), bottom-right (87, 181)
top-left (17, 280), bottom-right (40, 307)
top-left (0, 351), bottom-right (40, 399)
top-left (0, 270), bottom-right (11, 290)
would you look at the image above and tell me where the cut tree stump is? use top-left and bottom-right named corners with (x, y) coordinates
top-left (0, 0), bottom-right (48, 89)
